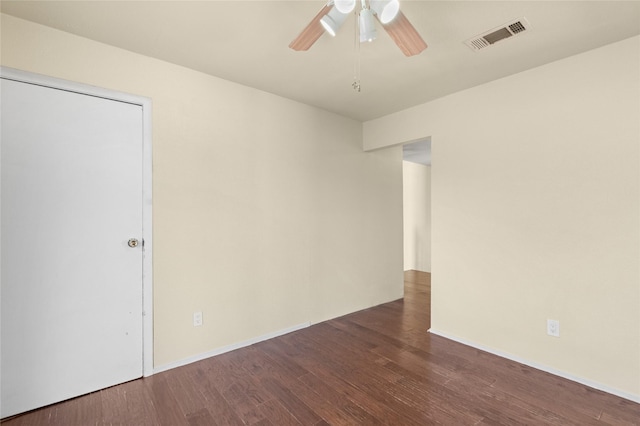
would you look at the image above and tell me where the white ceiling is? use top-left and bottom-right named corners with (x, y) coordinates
top-left (403, 137), bottom-right (431, 165)
top-left (2, 1), bottom-right (639, 122)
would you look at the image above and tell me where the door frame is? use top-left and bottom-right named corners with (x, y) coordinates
top-left (1, 66), bottom-right (154, 377)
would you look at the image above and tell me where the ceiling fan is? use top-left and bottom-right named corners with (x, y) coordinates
top-left (289, 0), bottom-right (427, 57)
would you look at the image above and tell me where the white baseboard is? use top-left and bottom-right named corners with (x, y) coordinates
top-left (428, 328), bottom-right (640, 404)
top-left (153, 322), bottom-right (311, 375)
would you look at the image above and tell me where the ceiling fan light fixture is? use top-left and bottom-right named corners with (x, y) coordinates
top-left (334, 0), bottom-right (356, 14)
top-left (371, 0), bottom-right (400, 24)
top-left (320, 6), bottom-right (348, 36)
top-left (359, 8), bottom-right (377, 42)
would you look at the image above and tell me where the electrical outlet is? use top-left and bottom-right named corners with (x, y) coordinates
top-left (193, 311), bottom-right (203, 327)
top-left (547, 319), bottom-right (560, 337)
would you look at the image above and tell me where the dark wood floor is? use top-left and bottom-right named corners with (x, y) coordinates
top-left (3, 270), bottom-right (639, 425)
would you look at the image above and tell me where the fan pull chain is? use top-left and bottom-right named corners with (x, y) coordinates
top-left (353, 7), bottom-right (362, 92)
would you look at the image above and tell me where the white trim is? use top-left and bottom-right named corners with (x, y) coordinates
top-left (153, 322), bottom-right (311, 374)
top-left (0, 67), bottom-right (149, 107)
top-left (140, 87), bottom-right (154, 378)
top-left (1, 66), bottom-right (154, 378)
top-left (428, 328), bottom-right (640, 404)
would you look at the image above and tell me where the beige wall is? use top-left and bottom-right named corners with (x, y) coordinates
top-left (403, 161), bottom-right (431, 272)
top-left (1, 14), bottom-right (404, 368)
top-left (366, 36), bottom-right (640, 400)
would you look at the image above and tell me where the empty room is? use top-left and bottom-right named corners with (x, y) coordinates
top-left (1, 0), bottom-right (639, 424)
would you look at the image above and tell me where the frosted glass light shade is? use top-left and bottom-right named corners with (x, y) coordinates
top-left (334, 0), bottom-right (356, 14)
top-left (371, 0), bottom-right (400, 24)
top-left (359, 8), bottom-right (377, 42)
top-left (320, 6), bottom-right (348, 36)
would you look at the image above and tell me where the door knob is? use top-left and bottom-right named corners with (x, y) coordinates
top-left (128, 238), bottom-right (139, 248)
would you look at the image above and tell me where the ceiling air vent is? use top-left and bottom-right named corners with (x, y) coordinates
top-left (465, 18), bottom-right (531, 51)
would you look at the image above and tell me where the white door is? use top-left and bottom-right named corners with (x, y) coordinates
top-left (1, 78), bottom-right (144, 418)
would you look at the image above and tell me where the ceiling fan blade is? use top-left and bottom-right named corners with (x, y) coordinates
top-left (381, 11), bottom-right (427, 57)
top-left (289, 4), bottom-right (332, 51)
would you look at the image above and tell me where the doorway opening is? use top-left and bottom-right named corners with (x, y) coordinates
top-left (402, 137), bottom-right (432, 326)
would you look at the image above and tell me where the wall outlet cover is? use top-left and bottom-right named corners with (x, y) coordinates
top-left (547, 319), bottom-right (560, 337)
top-left (193, 311), bottom-right (203, 327)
